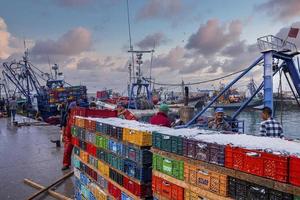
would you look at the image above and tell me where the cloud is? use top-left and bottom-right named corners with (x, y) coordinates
top-left (152, 46), bottom-right (185, 69)
top-left (136, 0), bottom-right (184, 21)
top-left (136, 32), bottom-right (168, 50)
top-left (31, 27), bottom-right (92, 56)
top-left (77, 56), bottom-right (115, 70)
top-left (0, 17), bottom-right (10, 59)
top-left (256, 0), bottom-right (300, 21)
top-left (185, 19), bottom-right (243, 56)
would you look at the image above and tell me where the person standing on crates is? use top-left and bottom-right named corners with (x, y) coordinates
top-left (150, 104), bottom-right (171, 127)
top-left (259, 106), bottom-right (283, 138)
top-left (208, 107), bottom-right (232, 131)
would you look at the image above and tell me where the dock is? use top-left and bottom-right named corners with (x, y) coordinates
top-left (0, 116), bottom-right (74, 200)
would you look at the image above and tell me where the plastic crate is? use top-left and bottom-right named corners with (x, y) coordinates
top-left (153, 153), bottom-right (184, 181)
top-left (108, 125), bottom-right (123, 141)
top-left (86, 109), bottom-right (117, 118)
top-left (108, 182), bottom-right (121, 200)
top-left (107, 153), bottom-right (124, 171)
top-left (122, 144), bottom-right (152, 165)
top-left (79, 140), bottom-right (87, 151)
top-left (123, 159), bottom-right (152, 182)
top-left (80, 150), bottom-right (89, 163)
top-left (72, 137), bottom-right (80, 147)
top-left (108, 139), bottom-right (123, 155)
top-left (268, 189), bottom-right (293, 200)
top-left (97, 174), bottom-right (108, 190)
top-left (123, 128), bottom-right (152, 147)
top-left (98, 160), bottom-right (110, 177)
top-left (184, 162), bottom-right (228, 196)
top-left (152, 131), bottom-right (183, 155)
top-left (209, 143), bottom-right (225, 166)
top-left (72, 156), bottom-right (81, 168)
top-left (96, 148), bottom-right (108, 163)
top-left (121, 192), bottom-right (134, 200)
top-left (85, 132), bottom-right (96, 145)
top-left (95, 135), bottom-right (109, 150)
top-left (289, 156), bottom-right (300, 186)
top-left (123, 176), bottom-right (152, 198)
top-left (183, 138), bottom-right (209, 162)
top-left (96, 122), bottom-right (109, 135)
top-left (184, 189), bottom-right (205, 200)
top-left (225, 146), bottom-right (288, 182)
top-left (88, 155), bottom-right (98, 169)
top-left (84, 119), bottom-right (96, 132)
top-left (109, 168), bottom-right (124, 186)
top-left (152, 175), bottom-right (184, 200)
top-left (86, 143), bottom-right (97, 157)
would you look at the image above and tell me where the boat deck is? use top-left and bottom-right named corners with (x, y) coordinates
top-left (0, 116), bottom-right (74, 199)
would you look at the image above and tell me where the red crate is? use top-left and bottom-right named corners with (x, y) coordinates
top-left (86, 143), bottom-right (97, 157)
top-left (108, 182), bottom-right (121, 200)
top-left (71, 107), bottom-right (87, 117)
top-left (71, 137), bottom-right (79, 147)
top-left (86, 109), bottom-right (117, 118)
top-left (289, 156), bottom-right (300, 186)
top-left (225, 145), bottom-right (288, 182)
top-left (123, 176), bottom-right (152, 197)
top-left (152, 175), bottom-right (184, 200)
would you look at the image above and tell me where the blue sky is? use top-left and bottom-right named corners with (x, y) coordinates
top-left (1, 0), bottom-right (300, 92)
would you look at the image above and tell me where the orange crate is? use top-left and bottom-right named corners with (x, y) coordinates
top-left (75, 117), bottom-right (85, 128)
top-left (80, 151), bottom-right (89, 163)
top-left (98, 160), bottom-right (109, 177)
top-left (184, 189), bottom-right (205, 200)
top-left (84, 119), bottom-right (96, 132)
top-left (184, 162), bottom-right (228, 197)
top-left (123, 128), bottom-right (152, 147)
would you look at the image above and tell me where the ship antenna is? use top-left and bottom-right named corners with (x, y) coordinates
top-left (126, 0), bottom-right (135, 84)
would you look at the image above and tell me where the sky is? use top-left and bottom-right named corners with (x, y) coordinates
top-left (1, 0), bottom-right (300, 94)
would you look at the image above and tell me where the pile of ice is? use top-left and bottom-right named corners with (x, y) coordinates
top-left (193, 134), bottom-right (300, 155)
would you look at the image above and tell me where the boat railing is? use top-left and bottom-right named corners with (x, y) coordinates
top-left (257, 35), bottom-right (298, 53)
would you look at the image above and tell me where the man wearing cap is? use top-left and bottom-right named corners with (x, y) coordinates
top-left (208, 108), bottom-right (232, 131)
top-left (150, 104), bottom-right (171, 127)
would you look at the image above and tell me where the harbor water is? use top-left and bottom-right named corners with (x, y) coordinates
top-left (228, 108), bottom-right (300, 139)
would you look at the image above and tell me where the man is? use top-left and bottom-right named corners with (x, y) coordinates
top-left (259, 106), bottom-right (283, 137)
top-left (150, 104), bottom-right (171, 127)
top-left (9, 96), bottom-right (17, 122)
top-left (208, 107), bottom-right (232, 131)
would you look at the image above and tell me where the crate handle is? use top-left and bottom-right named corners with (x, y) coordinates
top-left (246, 152), bottom-right (260, 157)
top-left (197, 143), bottom-right (207, 148)
top-left (162, 181), bottom-right (170, 186)
top-left (163, 135), bottom-right (170, 139)
top-left (129, 130), bottom-right (135, 134)
top-left (198, 169), bottom-right (209, 175)
top-left (164, 159), bottom-right (171, 163)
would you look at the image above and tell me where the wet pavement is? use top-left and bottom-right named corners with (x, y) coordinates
top-left (0, 116), bottom-right (74, 200)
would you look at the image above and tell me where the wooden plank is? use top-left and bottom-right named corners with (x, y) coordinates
top-left (153, 170), bottom-right (233, 200)
top-left (151, 148), bottom-right (300, 196)
top-left (25, 171), bottom-right (74, 200)
top-left (24, 179), bottom-right (72, 200)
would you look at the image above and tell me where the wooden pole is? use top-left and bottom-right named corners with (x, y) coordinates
top-left (25, 170), bottom-right (74, 200)
top-left (24, 179), bottom-right (72, 200)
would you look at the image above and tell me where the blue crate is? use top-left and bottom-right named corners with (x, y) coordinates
top-left (123, 159), bottom-right (152, 182)
top-left (96, 122), bottom-right (109, 135)
top-left (109, 139), bottom-right (123, 155)
top-left (122, 144), bottom-right (152, 165)
top-left (80, 173), bottom-right (90, 186)
top-left (121, 192), bottom-right (133, 200)
top-left (97, 174), bottom-right (108, 190)
top-left (72, 156), bottom-right (81, 169)
top-left (75, 191), bottom-right (82, 200)
top-left (88, 191), bottom-right (96, 200)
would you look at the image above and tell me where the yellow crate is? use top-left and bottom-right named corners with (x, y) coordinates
top-left (123, 128), bottom-right (152, 147)
top-left (98, 160), bottom-right (109, 177)
top-left (80, 151), bottom-right (89, 163)
top-left (89, 184), bottom-right (107, 200)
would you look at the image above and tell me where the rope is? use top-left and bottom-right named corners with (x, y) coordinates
top-left (145, 67), bottom-right (254, 87)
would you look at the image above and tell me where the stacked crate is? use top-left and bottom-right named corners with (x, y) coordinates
top-left (151, 129), bottom-right (231, 200)
top-left (72, 117), bottom-right (158, 200)
top-left (151, 130), bottom-right (300, 200)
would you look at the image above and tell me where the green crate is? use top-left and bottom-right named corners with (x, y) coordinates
top-left (152, 132), bottom-right (183, 155)
top-left (153, 153), bottom-right (184, 180)
top-left (95, 135), bottom-right (108, 149)
top-left (73, 146), bottom-right (80, 156)
top-left (71, 126), bottom-right (78, 137)
top-left (295, 196), bottom-right (300, 200)
top-left (108, 153), bottom-right (123, 171)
